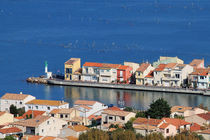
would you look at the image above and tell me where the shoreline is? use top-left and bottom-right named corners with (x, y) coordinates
top-left (47, 79), bottom-right (210, 96)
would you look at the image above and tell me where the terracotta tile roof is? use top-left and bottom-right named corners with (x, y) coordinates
top-left (22, 135), bottom-right (43, 140)
top-left (79, 105), bottom-right (92, 110)
top-left (133, 124), bottom-right (157, 130)
top-left (133, 118), bottom-right (161, 126)
top-left (42, 136), bottom-right (57, 140)
top-left (171, 106), bottom-right (192, 113)
top-left (165, 63), bottom-right (178, 69)
top-left (118, 65), bottom-right (130, 70)
top-left (15, 116), bottom-right (24, 120)
top-left (26, 99), bottom-right (68, 106)
top-left (22, 110), bottom-right (46, 118)
top-left (198, 129), bottom-right (210, 134)
top-left (107, 106), bottom-right (121, 111)
top-left (162, 118), bottom-right (191, 129)
top-left (136, 63), bottom-right (150, 72)
top-left (88, 115), bottom-right (102, 120)
top-left (1, 93), bottom-right (30, 100)
top-left (102, 109), bottom-right (131, 117)
top-left (190, 123), bottom-right (201, 132)
top-left (190, 59), bottom-right (204, 67)
top-left (12, 115), bottom-right (50, 127)
top-left (68, 125), bottom-right (89, 132)
top-left (50, 108), bottom-right (74, 114)
top-left (74, 100), bottom-right (97, 106)
top-left (190, 68), bottom-right (208, 76)
top-left (83, 62), bottom-right (103, 67)
top-left (102, 63), bottom-right (121, 69)
top-left (65, 58), bottom-right (80, 65)
top-left (0, 127), bottom-right (22, 134)
top-left (154, 64), bottom-right (166, 71)
top-left (0, 112), bottom-right (6, 116)
top-left (69, 117), bottom-right (84, 122)
top-left (158, 123), bottom-right (170, 129)
top-left (197, 112), bottom-right (210, 120)
top-left (65, 136), bottom-right (78, 140)
top-left (145, 70), bottom-right (154, 78)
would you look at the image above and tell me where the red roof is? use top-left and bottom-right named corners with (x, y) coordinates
top-left (154, 64), bottom-right (166, 71)
top-left (22, 110), bottom-right (46, 119)
top-left (197, 112), bottom-right (210, 120)
top-left (158, 123), bottom-right (170, 129)
top-left (74, 100), bottom-right (98, 106)
top-left (162, 118), bottom-right (191, 129)
top-left (136, 63), bottom-right (150, 72)
top-left (15, 116), bottom-right (24, 120)
top-left (107, 106), bottom-right (121, 111)
top-left (118, 65), bottom-right (129, 70)
top-left (102, 63), bottom-right (121, 69)
top-left (190, 123), bottom-right (201, 132)
top-left (190, 68), bottom-right (209, 76)
top-left (0, 127), bottom-right (22, 134)
top-left (88, 115), bottom-right (102, 120)
top-left (83, 62), bottom-right (103, 67)
top-left (133, 118), bottom-right (161, 126)
top-left (145, 70), bottom-right (154, 78)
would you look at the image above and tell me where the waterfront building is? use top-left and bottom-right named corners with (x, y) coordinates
top-left (0, 127), bottom-right (22, 139)
top-left (11, 115), bottom-right (67, 137)
top-left (153, 56), bottom-right (184, 68)
top-left (185, 112), bottom-right (210, 126)
top-left (144, 71), bottom-right (154, 85)
top-left (0, 92), bottom-right (36, 112)
top-left (49, 108), bottom-right (80, 121)
top-left (0, 111), bottom-right (14, 125)
top-left (74, 100), bottom-right (108, 118)
top-left (189, 59), bottom-right (205, 69)
top-left (135, 63), bottom-right (154, 85)
top-left (153, 64), bottom-right (167, 86)
top-left (64, 58), bottom-right (81, 81)
top-left (188, 68), bottom-right (209, 89)
top-left (25, 99), bottom-right (69, 113)
top-left (124, 62), bottom-right (139, 72)
top-left (59, 125), bottom-right (89, 138)
top-left (21, 110), bottom-right (46, 119)
top-left (117, 65), bottom-right (132, 83)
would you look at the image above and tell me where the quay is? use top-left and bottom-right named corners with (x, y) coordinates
top-left (47, 79), bottom-right (210, 96)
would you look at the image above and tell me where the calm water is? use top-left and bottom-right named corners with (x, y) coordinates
top-left (0, 0), bottom-right (210, 109)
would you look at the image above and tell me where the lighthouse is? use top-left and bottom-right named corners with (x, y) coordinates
top-left (45, 61), bottom-right (48, 73)
top-left (45, 61), bottom-right (52, 79)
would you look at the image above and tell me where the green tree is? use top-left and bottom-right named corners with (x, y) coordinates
top-left (9, 105), bottom-right (18, 117)
top-left (123, 106), bottom-right (133, 112)
top-left (4, 136), bottom-right (16, 140)
top-left (146, 98), bottom-right (171, 119)
top-left (124, 121), bottom-right (134, 131)
top-left (136, 111), bottom-right (146, 118)
top-left (79, 129), bottom-right (109, 140)
top-left (111, 129), bottom-right (136, 140)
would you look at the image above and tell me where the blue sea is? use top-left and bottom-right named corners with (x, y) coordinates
top-left (0, 0), bottom-right (209, 109)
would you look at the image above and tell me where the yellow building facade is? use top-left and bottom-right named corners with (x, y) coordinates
top-left (64, 58), bottom-right (81, 80)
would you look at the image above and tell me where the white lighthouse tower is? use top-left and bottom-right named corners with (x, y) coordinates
top-left (45, 61), bottom-right (48, 73)
top-left (45, 61), bottom-right (52, 79)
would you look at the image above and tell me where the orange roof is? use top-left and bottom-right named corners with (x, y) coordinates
top-left (190, 68), bottom-right (209, 76)
top-left (158, 123), bottom-right (170, 129)
top-left (15, 116), bottom-right (24, 120)
top-left (197, 112), bottom-right (210, 120)
top-left (26, 99), bottom-right (68, 106)
top-left (171, 106), bottom-right (192, 113)
top-left (145, 70), bottom-right (154, 78)
top-left (190, 123), bottom-right (201, 132)
top-left (118, 65), bottom-right (130, 70)
top-left (68, 125), bottom-right (89, 132)
top-left (22, 135), bottom-right (43, 140)
top-left (154, 64), bottom-right (166, 71)
top-left (83, 62), bottom-right (103, 67)
top-left (88, 115), bottom-right (102, 120)
top-left (133, 124), bottom-right (157, 130)
top-left (162, 118), bottom-right (191, 129)
top-left (22, 110), bottom-right (46, 118)
top-left (107, 106), bottom-right (121, 111)
top-left (165, 63), bottom-right (178, 69)
top-left (65, 136), bottom-right (78, 140)
top-left (50, 108), bottom-right (74, 114)
top-left (0, 127), bottom-right (22, 134)
top-left (190, 59), bottom-right (204, 67)
top-left (74, 100), bottom-right (98, 106)
top-left (1, 93), bottom-right (30, 100)
top-left (0, 112), bottom-right (6, 116)
top-left (102, 63), bottom-right (121, 69)
top-left (42, 136), bottom-right (57, 140)
top-left (198, 129), bottom-right (210, 134)
top-left (136, 63), bottom-right (150, 72)
top-left (133, 118), bottom-right (161, 126)
top-left (102, 109), bottom-right (132, 117)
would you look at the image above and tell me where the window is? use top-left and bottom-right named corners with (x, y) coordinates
top-left (20, 102), bottom-right (22, 104)
top-left (47, 121), bottom-right (50, 125)
top-left (29, 106), bottom-right (31, 109)
top-left (60, 114), bottom-right (63, 118)
top-left (101, 69), bottom-right (104, 72)
top-left (36, 106), bottom-right (38, 109)
top-left (109, 116), bottom-right (113, 120)
top-left (121, 117), bottom-right (125, 120)
top-left (166, 129), bottom-right (169, 133)
top-left (107, 70), bottom-right (110, 72)
top-left (51, 114), bottom-right (54, 117)
top-left (200, 76), bottom-right (204, 79)
top-left (42, 129), bottom-right (44, 133)
top-left (47, 107), bottom-right (50, 110)
top-left (175, 74), bottom-right (180, 78)
top-left (65, 114), bottom-right (68, 118)
top-left (86, 68), bottom-right (88, 73)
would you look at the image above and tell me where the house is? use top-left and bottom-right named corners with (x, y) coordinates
top-left (135, 63), bottom-right (154, 85)
top-left (189, 59), bottom-right (205, 69)
top-left (188, 68), bottom-right (209, 89)
top-left (0, 112), bottom-right (14, 125)
top-left (158, 123), bottom-right (177, 137)
top-left (184, 107), bottom-right (208, 117)
top-left (25, 99), bottom-right (69, 113)
top-left (144, 71), bottom-right (154, 86)
top-left (197, 129), bottom-right (210, 140)
top-left (153, 64), bottom-right (167, 86)
top-left (22, 110), bottom-right (46, 119)
top-left (117, 65), bottom-right (132, 83)
top-left (101, 108), bottom-right (136, 126)
top-left (11, 115), bottom-right (67, 137)
top-left (133, 118), bottom-right (161, 136)
top-left (123, 62), bottom-right (140, 83)
top-left (49, 108), bottom-right (80, 121)
top-left (59, 125), bottom-right (89, 138)
top-left (185, 112), bottom-right (210, 126)
top-left (68, 116), bottom-right (90, 126)
top-left (74, 100), bottom-right (108, 117)
top-left (0, 127), bottom-right (22, 139)
top-left (64, 58), bottom-right (81, 81)
top-left (0, 92), bottom-right (35, 112)
top-left (22, 135), bottom-right (65, 140)
top-left (153, 56), bottom-right (184, 68)
top-left (190, 123), bottom-right (201, 132)
top-left (170, 106), bottom-right (193, 118)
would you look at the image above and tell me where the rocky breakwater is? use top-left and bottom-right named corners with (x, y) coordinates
top-left (26, 76), bottom-right (48, 84)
